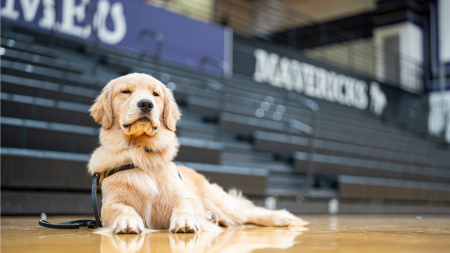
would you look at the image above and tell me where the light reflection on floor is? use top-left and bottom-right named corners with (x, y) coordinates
top-left (2, 215), bottom-right (450, 253)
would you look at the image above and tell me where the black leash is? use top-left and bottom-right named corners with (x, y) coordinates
top-left (38, 219), bottom-right (99, 229)
top-left (38, 165), bottom-right (137, 229)
top-left (92, 172), bottom-right (103, 228)
top-left (38, 164), bottom-right (182, 229)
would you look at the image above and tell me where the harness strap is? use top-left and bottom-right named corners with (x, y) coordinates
top-left (105, 164), bottom-right (136, 178)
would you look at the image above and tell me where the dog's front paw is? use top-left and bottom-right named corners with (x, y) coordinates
top-left (169, 215), bottom-right (201, 233)
top-left (112, 215), bottom-right (145, 234)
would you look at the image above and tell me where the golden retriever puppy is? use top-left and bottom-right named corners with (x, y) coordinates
top-left (88, 73), bottom-right (308, 234)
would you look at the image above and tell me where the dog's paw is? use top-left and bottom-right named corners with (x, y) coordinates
top-left (106, 234), bottom-right (146, 252)
top-left (169, 233), bottom-right (202, 250)
top-left (169, 215), bottom-right (201, 233)
top-left (112, 215), bottom-right (145, 234)
top-left (205, 210), bottom-right (219, 225)
top-left (271, 210), bottom-right (295, 227)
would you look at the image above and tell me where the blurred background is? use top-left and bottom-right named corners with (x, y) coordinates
top-left (1, 0), bottom-right (449, 216)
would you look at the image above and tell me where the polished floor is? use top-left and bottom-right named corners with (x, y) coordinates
top-left (2, 215), bottom-right (450, 253)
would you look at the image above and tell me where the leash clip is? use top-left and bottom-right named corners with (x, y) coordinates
top-left (94, 172), bottom-right (101, 185)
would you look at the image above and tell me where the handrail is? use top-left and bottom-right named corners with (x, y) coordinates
top-left (198, 55), bottom-right (231, 141)
top-left (82, 3), bottom-right (100, 74)
top-left (289, 119), bottom-right (314, 135)
top-left (127, 0), bottom-right (423, 91)
top-left (287, 92), bottom-right (319, 112)
top-left (205, 78), bottom-right (225, 92)
top-left (287, 91), bottom-right (319, 197)
top-left (84, 3), bottom-right (98, 39)
top-left (137, 29), bottom-right (165, 59)
top-left (199, 55), bottom-right (232, 80)
top-left (42, 0), bottom-right (59, 47)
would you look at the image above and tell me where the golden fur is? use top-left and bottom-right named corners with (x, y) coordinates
top-left (88, 73), bottom-right (308, 234)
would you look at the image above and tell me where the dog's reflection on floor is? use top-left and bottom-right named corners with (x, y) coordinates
top-left (100, 226), bottom-right (307, 253)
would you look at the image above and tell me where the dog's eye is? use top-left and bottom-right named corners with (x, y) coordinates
top-left (121, 90), bottom-right (131, 94)
top-left (153, 92), bottom-right (159, 97)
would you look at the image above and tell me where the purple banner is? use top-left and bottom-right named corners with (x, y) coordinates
top-left (1, 0), bottom-right (232, 74)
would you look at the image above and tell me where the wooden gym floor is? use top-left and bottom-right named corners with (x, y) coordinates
top-left (2, 215), bottom-right (450, 253)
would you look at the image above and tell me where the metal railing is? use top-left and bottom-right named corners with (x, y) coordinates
top-left (251, 0), bottom-right (423, 93)
top-left (138, 29), bottom-right (165, 60)
top-left (286, 92), bottom-right (319, 196)
top-left (41, 0), bottom-right (59, 48)
top-left (199, 55), bottom-right (232, 80)
top-left (197, 55), bottom-right (230, 141)
top-left (138, 28), bottom-right (165, 75)
top-left (152, 0), bottom-right (424, 94)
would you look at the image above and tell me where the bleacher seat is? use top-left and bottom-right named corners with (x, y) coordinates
top-left (2, 23), bottom-right (449, 215)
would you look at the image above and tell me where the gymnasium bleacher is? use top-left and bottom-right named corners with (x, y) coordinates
top-left (1, 21), bottom-right (449, 215)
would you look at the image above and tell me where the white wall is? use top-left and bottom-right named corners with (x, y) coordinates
top-left (428, 91), bottom-right (450, 143)
top-left (438, 0), bottom-right (450, 64)
top-left (373, 22), bottom-right (423, 93)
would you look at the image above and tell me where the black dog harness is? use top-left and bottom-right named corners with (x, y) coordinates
top-left (38, 164), bottom-right (137, 229)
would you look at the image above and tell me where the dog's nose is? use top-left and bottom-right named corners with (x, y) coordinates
top-left (137, 99), bottom-right (153, 113)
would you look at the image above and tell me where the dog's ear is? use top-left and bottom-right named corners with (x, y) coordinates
top-left (163, 86), bottom-right (181, 131)
top-left (90, 82), bottom-right (114, 129)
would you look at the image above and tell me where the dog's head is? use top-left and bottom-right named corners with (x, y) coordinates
top-left (90, 73), bottom-right (180, 137)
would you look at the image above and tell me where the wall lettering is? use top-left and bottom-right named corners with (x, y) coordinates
top-left (253, 48), bottom-right (387, 115)
top-left (1, 0), bottom-right (127, 45)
